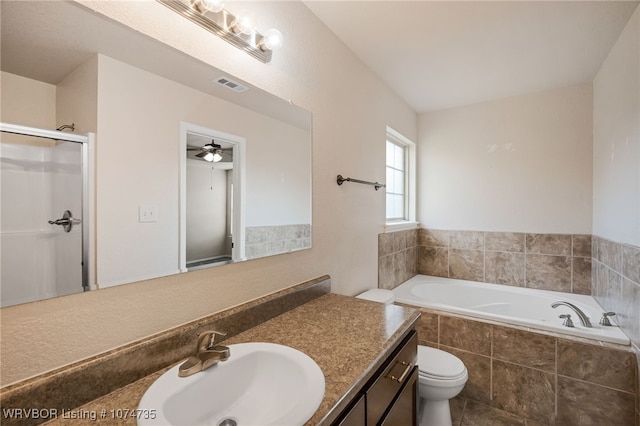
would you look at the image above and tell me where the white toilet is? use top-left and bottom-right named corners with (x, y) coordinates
top-left (356, 289), bottom-right (468, 426)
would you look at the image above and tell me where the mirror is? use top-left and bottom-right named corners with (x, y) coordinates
top-left (185, 131), bottom-right (236, 270)
top-left (0, 1), bottom-right (312, 306)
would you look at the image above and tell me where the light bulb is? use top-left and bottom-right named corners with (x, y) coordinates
top-left (259, 28), bottom-right (283, 51)
top-left (190, 0), bottom-right (224, 13)
top-left (231, 10), bottom-right (256, 35)
top-left (203, 152), bottom-right (214, 162)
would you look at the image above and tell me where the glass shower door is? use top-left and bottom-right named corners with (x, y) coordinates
top-left (1, 126), bottom-right (87, 307)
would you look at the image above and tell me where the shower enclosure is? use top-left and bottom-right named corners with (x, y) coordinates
top-left (1, 123), bottom-right (93, 307)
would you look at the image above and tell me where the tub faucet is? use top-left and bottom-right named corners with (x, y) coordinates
top-left (178, 330), bottom-right (230, 377)
top-left (551, 301), bottom-right (592, 328)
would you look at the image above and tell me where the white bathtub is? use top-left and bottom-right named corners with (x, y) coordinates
top-left (393, 275), bottom-right (630, 345)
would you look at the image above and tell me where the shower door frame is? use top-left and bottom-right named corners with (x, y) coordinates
top-left (0, 122), bottom-right (95, 294)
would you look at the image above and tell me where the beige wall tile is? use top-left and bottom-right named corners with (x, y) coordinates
top-left (393, 231), bottom-right (407, 252)
top-left (525, 254), bottom-right (571, 292)
top-left (492, 360), bottom-right (555, 424)
top-left (450, 395), bottom-right (466, 426)
top-left (461, 400), bottom-right (525, 426)
top-left (485, 252), bottom-right (525, 286)
top-left (485, 232), bottom-right (525, 253)
top-left (572, 257), bottom-right (592, 294)
top-left (623, 244), bottom-right (640, 283)
top-left (450, 231), bottom-right (485, 250)
top-left (594, 259), bottom-right (609, 301)
top-left (443, 346), bottom-right (492, 404)
top-left (406, 229), bottom-right (418, 248)
top-left (557, 377), bottom-right (635, 426)
top-left (414, 310), bottom-right (438, 344)
top-left (449, 249), bottom-right (484, 281)
top-left (378, 255), bottom-right (394, 290)
top-left (404, 247), bottom-right (417, 279)
top-left (526, 233), bottom-right (572, 256)
top-left (558, 340), bottom-right (636, 393)
top-left (637, 346), bottom-right (640, 419)
top-left (493, 326), bottom-right (556, 372)
top-left (378, 230), bottom-right (418, 290)
top-left (439, 316), bottom-right (491, 355)
top-left (523, 418), bottom-right (548, 426)
top-left (418, 228), bottom-right (449, 247)
top-left (621, 278), bottom-right (640, 345)
top-left (604, 270), bottom-right (623, 315)
top-left (378, 233), bottom-right (394, 257)
top-left (592, 236), bottom-right (600, 259)
top-left (417, 246), bottom-right (448, 277)
top-left (600, 238), bottom-right (623, 272)
top-left (572, 234), bottom-right (592, 257)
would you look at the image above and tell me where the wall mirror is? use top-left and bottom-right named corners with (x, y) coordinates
top-left (0, 0), bottom-right (312, 307)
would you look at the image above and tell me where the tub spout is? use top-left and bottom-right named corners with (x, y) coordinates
top-left (551, 301), bottom-right (592, 328)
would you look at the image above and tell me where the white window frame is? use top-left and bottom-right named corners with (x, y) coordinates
top-left (385, 126), bottom-right (417, 232)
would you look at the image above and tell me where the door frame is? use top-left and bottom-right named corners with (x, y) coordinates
top-left (179, 122), bottom-right (246, 272)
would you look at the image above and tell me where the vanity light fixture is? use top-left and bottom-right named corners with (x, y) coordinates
top-left (157, 0), bottom-right (282, 63)
top-left (196, 142), bottom-right (223, 162)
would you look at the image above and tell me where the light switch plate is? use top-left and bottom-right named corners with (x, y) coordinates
top-left (139, 204), bottom-right (158, 223)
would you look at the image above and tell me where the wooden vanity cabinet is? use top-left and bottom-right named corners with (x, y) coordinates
top-left (334, 395), bottom-right (366, 426)
top-left (333, 330), bottom-right (418, 426)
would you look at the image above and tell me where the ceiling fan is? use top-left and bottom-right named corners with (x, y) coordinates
top-left (187, 140), bottom-right (224, 162)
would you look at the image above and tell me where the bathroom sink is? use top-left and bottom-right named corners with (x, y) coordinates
top-left (137, 342), bottom-right (325, 426)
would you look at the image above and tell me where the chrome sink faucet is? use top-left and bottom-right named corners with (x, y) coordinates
top-left (179, 330), bottom-right (230, 377)
top-left (551, 301), bottom-right (592, 328)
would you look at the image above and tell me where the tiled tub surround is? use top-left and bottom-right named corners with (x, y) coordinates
top-left (416, 229), bottom-right (593, 294)
top-left (378, 228), bottom-right (418, 289)
top-left (592, 236), bottom-right (640, 425)
top-left (402, 305), bottom-right (638, 425)
top-left (395, 275), bottom-right (629, 344)
top-left (245, 224), bottom-right (311, 260)
top-left (0, 276), bottom-right (331, 426)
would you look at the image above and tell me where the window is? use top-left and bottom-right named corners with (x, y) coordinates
top-left (386, 139), bottom-right (406, 220)
top-left (385, 127), bottom-right (416, 225)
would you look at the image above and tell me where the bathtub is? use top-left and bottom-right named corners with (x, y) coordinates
top-left (393, 275), bottom-right (630, 345)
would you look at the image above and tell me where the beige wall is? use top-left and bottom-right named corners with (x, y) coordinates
top-left (56, 56), bottom-right (98, 136)
top-left (592, 9), bottom-right (640, 422)
top-left (1, 71), bottom-right (56, 129)
top-left (593, 7), bottom-right (640, 247)
top-left (186, 162), bottom-right (228, 261)
top-left (0, 1), bottom-right (417, 385)
top-left (95, 54), bottom-right (312, 286)
top-left (418, 83), bottom-right (593, 234)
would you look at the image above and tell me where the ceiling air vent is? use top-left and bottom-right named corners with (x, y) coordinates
top-left (214, 76), bottom-right (249, 93)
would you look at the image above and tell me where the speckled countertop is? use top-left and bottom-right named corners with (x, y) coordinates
top-left (44, 293), bottom-right (419, 426)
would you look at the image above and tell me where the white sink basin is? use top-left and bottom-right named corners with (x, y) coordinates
top-left (137, 342), bottom-right (325, 426)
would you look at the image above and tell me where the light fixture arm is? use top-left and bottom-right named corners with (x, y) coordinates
top-left (157, 0), bottom-right (274, 63)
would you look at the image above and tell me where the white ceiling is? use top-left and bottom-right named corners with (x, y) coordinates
top-left (305, 1), bottom-right (639, 113)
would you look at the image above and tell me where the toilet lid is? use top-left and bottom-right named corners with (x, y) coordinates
top-left (417, 346), bottom-right (466, 378)
top-left (355, 289), bottom-right (394, 304)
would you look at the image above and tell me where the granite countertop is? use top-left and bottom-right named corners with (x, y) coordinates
top-left (44, 293), bottom-right (420, 426)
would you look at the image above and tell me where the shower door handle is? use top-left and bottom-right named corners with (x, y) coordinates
top-left (48, 210), bottom-right (80, 233)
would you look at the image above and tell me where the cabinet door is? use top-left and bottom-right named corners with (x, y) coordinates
top-left (335, 394), bottom-right (365, 426)
top-left (380, 366), bottom-right (418, 426)
top-left (366, 332), bottom-right (417, 426)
